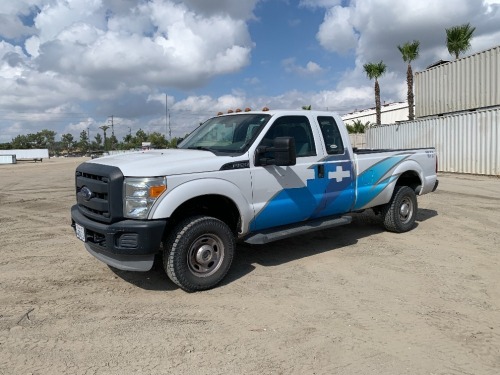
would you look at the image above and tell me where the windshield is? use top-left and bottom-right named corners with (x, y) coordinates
top-left (178, 113), bottom-right (271, 155)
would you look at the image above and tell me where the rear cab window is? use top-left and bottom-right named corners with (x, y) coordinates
top-left (317, 116), bottom-right (345, 155)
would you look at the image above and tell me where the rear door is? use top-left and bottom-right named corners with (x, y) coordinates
top-left (313, 115), bottom-right (356, 216)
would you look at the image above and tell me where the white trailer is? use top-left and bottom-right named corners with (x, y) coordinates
top-left (0, 154), bottom-right (17, 164)
top-left (0, 149), bottom-right (49, 162)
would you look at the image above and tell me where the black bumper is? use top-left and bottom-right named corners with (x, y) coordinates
top-left (71, 205), bottom-right (166, 256)
top-left (432, 179), bottom-right (439, 192)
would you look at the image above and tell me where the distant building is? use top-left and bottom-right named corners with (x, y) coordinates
top-left (341, 101), bottom-right (410, 126)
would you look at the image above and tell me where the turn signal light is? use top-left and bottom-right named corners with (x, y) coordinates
top-left (149, 185), bottom-right (166, 198)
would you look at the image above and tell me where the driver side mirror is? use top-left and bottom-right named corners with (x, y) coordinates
top-left (256, 136), bottom-right (296, 166)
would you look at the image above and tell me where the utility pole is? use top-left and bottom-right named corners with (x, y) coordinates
top-left (108, 115), bottom-right (115, 150)
top-left (109, 115), bottom-right (114, 136)
top-left (165, 94), bottom-right (169, 139)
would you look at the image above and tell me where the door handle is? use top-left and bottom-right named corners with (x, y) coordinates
top-left (318, 164), bottom-right (325, 178)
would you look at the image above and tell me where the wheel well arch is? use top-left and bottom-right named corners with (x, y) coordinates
top-left (168, 194), bottom-right (241, 235)
top-left (396, 170), bottom-right (422, 193)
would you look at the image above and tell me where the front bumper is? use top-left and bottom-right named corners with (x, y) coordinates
top-left (71, 205), bottom-right (166, 271)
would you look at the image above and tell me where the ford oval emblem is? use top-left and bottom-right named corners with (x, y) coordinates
top-left (80, 186), bottom-right (94, 201)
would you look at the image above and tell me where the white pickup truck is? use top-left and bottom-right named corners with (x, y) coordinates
top-left (71, 109), bottom-right (438, 291)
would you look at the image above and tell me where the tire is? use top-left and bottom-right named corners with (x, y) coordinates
top-left (163, 216), bottom-right (235, 292)
top-left (381, 186), bottom-right (418, 233)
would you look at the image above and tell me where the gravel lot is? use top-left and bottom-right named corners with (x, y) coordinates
top-left (0, 157), bottom-right (499, 375)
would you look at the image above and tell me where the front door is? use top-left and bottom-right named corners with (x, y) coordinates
top-left (250, 115), bottom-right (355, 231)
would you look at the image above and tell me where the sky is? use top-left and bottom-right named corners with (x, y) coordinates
top-left (1, 0), bottom-right (500, 143)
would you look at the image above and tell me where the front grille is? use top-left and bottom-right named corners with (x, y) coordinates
top-left (75, 163), bottom-right (124, 224)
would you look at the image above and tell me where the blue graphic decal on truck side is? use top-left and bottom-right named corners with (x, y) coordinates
top-left (251, 160), bottom-right (354, 231)
top-left (251, 152), bottom-right (416, 231)
top-left (354, 153), bottom-right (413, 210)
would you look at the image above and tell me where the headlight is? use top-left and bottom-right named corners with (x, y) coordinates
top-left (123, 177), bottom-right (167, 219)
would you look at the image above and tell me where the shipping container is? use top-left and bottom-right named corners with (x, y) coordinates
top-left (366, 108), bottom-right (500, 176)
top-left (415, 45), bottom-right (500, 118)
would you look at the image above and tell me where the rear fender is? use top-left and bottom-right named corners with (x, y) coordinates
top-left (356, 159), bottom-right (423, 209)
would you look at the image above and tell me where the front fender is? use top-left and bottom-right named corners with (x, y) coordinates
top-left (150, 178), bottom-right (254, 235)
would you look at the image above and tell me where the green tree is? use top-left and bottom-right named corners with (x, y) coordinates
top-left (135, 129), bottom-right (148, 143)
top-left (446, 23), bottom-right (475, 59)
top-left (61, 133), bottom-right (75, 154)
top-left (302, 105), bottom-right (312, 110)
top-left (36, 129), bottom-right (56, 150)
top-left (107, 134), bottom-right (118, 151)
top-left (11, 134), bottom-right (31, 149)
top-left (397, 40), bottom-right (419, 120)
top-left (363, 61), bottom-right (387, 125)
top-left (78, 130), bottom-right (89, 154)
top-left (130, 129), bottom-right (148, 149)
top-left (93, 133), bottom-right (102, 149)
top-left (0, 142), bottom-right (12, 150)
top-left (169, 137), bottom-right (181, 148)
top-left (346, 120), bottom-right (370, 134)
top-left (148, 132), bottom-right (168, 149)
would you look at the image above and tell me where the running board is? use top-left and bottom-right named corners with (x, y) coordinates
top-left (244, 215), bottom-right (352, 245)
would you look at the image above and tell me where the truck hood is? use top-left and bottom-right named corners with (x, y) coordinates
top-left (88, 149), bottom-right (242, 176)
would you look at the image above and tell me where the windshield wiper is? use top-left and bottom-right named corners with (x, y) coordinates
top-left (187, 146), bottom-right (217, 154)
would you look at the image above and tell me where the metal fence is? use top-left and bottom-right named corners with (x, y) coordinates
top-left (366, 108), bottom-right (500, 176)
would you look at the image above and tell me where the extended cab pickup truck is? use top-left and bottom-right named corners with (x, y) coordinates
top-left (71, 109), bottom-right (438, 291)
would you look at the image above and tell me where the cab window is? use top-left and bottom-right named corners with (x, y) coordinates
top-left (259, 116), bottom-right (316, 157)
top-left (318, 116), bottom-right (344, 155)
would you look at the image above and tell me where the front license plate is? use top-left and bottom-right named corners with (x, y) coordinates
top-left (75, 223), bottom-right (86, 242)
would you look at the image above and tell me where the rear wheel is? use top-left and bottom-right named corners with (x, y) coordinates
top-left (382, 186), bottom-right (418, 233)
top-left (163, 216), bottom-right (235, 292)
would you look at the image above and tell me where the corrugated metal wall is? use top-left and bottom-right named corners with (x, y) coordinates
top-left (415, 46), bottom-right (500, 118)
top-left (366, 109), bottom-right (500, 175)
top-left (349, 133), bottom-right (367, 149)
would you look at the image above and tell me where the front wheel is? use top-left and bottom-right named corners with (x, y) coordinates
top-left (163, 216), bottom-right (235, 292)
top-left (381, 186), bottom-right (418, 233)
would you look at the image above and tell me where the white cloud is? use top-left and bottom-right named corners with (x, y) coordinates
top-left (27, 0), bottom-right (254, 90)
top-left (1, 0), bottom-right (499, 143)
top-left (0, 14), bottom-right (34, 40)
top-left (299, 0), bottom-right (342, 9)
top-left (182, 0), bottom-right (259, 19)
top-left (316, 6), bottom-right (357, 54)
top-left (314, 0), bottom-right (500, 109)
top-left (282, 58), bottom-right (326, 75)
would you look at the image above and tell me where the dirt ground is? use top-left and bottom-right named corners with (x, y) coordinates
top-left (0, 157), bottom-right (499, 375)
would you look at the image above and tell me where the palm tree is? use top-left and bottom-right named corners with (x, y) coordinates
top-left (99, 125), bottom-right (110, 151)
top-left (397, 40), bottom-right (419, 120)
top-left (363, 61), bottom-right (387, 125)
top-left (446, 23), bottom-right (475, 60)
